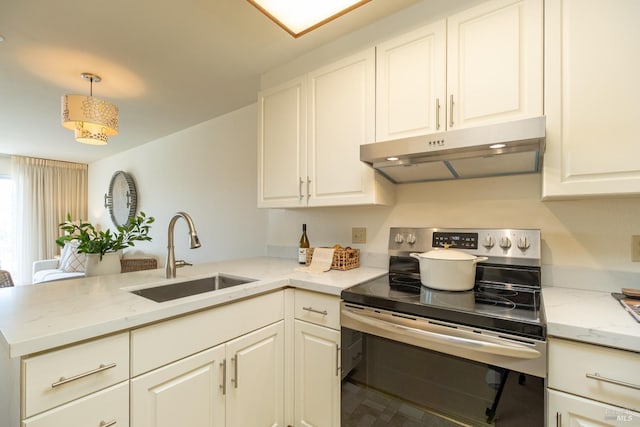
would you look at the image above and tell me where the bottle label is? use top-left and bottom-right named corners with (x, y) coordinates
top-left (298, 248), bottom-right (307, 264)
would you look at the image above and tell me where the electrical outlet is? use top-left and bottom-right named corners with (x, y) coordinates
top-left (632, 236), bottom-right (640, 262)
top-left (352, 227), bottom-right (367, 244)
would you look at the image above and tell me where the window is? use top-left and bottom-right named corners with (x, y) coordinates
top-left (0, 176), bottom-right (15, 275)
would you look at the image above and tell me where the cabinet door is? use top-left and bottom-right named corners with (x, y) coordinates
top-left (294, 320), bottom-right (340, 427)
top-left (548, 389), bottom-right (640, 426)
top-left (307, 48), bottom-right (388, 206)
top-left (447, 0), bottom-right (543, 129)
top-left (376, 20), bottom-right (447, 141)
top-left (258, 77), bottom-right (306, 208)
top-left (130, 345), bottom-right (226, 427)
top-left (226, 321), bottom-right (284, 427)
top-left (542, 0), bottom-right (640, 198)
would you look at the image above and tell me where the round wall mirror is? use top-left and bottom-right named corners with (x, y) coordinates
top-left (105, 171), bottom-right (137, 227)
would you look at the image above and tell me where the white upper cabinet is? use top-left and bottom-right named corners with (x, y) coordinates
top-left (542, 0), bottom-right (640, 199)
top-left (307, 48), bottom-right (393, 207)
top-left (376, 21), bottom-right (447, 141)
top-left (258, 78), bottom-right (306, 208)
top-left (447, 0), bottom-right (543, 129)
top-left (258, 48), bottom-right (394, 208)
top-left (375, 0), bottom-right (543, 140)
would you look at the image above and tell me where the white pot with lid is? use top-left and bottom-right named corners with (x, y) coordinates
top-left (410, 249), bottom-right (488, 291)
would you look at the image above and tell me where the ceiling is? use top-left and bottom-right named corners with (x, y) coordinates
top-left (0, 0), bottom-right (429, 164)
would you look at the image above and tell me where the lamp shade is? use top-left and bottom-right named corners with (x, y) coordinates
top-left (62, 95), bottom-right (119, 145)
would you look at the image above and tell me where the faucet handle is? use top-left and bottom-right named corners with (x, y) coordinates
top-left (175, 260), bottom-right (193, 268)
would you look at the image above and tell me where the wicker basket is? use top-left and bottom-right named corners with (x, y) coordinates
top-left (305, 247), bottom-right (360, 271)
top-left (120, 257), bottom-right (158, 273)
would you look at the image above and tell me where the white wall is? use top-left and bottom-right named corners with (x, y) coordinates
top-left (88, 104), bottom-right (268, 265)
top-left (266, 173), bottom-right (640, 293)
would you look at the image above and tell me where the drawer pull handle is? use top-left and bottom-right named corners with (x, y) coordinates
top-left (51, 363), bottom-right (117, 388)
top-left (100, 420), bottom-right (117, 427)
top-left (302, 306), bottom-right (328, 316)
top-left (586, 372), bottom-right (640, 391)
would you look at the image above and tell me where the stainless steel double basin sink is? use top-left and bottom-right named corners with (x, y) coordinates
top-left (130, 274), bottom-right (256, 302)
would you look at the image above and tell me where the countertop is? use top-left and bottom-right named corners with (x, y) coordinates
top-left (0, 257), bottom-right (386, 358)
top-left (3, 257), bottom-right (639, 359)
top-left (543, 286), bottom-right (640, 353)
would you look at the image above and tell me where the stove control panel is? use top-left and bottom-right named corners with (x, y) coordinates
top-left (432, 232), bottom-right (478, 249)
top-left (389, 227), bottom-right (541, 265)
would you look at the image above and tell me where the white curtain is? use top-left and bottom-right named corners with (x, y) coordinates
top-left (12, 156), bottom-right (88, 285)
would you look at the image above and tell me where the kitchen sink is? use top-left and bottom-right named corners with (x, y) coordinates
top-left (130, 274), bottom-right (256, 302)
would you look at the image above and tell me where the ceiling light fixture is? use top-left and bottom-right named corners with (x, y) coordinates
top-left (247, 0), bottom-right (371, 38)
top-left (62, 72), bottom-right (119, 145)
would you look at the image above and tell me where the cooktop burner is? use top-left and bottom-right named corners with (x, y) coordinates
top-left (341, 227), bottom-right (546, 340)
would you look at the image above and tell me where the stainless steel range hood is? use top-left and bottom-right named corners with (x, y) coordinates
top-left (361, 116), bottom-right (545, 183)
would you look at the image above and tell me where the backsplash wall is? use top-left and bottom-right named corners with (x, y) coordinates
top-left (266, 173), bottom-right (640, 292)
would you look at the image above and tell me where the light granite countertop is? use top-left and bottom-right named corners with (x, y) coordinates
top-left (543, 286), bottom-right (640, 352)
top-left (0, 256), bottom-right (386, 359)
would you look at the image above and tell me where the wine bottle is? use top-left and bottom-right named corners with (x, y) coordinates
top-left (298, 224), bottom-right (310, 264)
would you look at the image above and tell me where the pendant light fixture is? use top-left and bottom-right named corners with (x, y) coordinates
top-left (62, 72), bottom-right (119, 145)
top-left (247, 0), bottom-right (371, 38)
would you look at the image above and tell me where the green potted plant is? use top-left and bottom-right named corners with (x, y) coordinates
top-left (57, 212), bottom-right (155, 276)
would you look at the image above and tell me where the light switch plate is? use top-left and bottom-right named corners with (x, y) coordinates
top-left (631, 235), bottom-right (640, 262)
top-left (352, 227), bottom-right (366, 244)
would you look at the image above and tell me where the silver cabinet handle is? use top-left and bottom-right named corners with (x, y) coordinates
top-left (435, 98), bottom-right (441, 130)
top-left (586, 372), bottom-right (640, 391)
top-left (449, 94), bottom-right (454, 128)
top-left (302, 306), bottom-right (328, 316)
top-left (306, 176), bottom-right (311, 200)
top-left (299, 177), bottom-right (304, 200)
top-left (556, 412), bottom-right (561, 427)
top-left (335, 344), bottom-right (341, 377)
top-left (220, 359), bottom-right (227, 395)
top-left (231, 355), bottom-right (238, 389)
top-left (51, 363), bottom-right (117, 388)
top-left (100, 421), bottom-right (117, 427)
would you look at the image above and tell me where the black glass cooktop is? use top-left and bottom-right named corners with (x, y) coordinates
top-left (342, 275), bottom-right (546, 340)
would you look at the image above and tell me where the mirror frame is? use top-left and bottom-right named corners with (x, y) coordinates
top-left (105, 171), bottom-right (137, 227)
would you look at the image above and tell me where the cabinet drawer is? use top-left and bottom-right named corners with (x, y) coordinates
top-left (22, 381), bottom-right (129, 427)
top-left (548, 338), bottom-right (640, 411)
top-left (22, 332), bottom-right (129, 418)
top-left (294, 290), bottom-right (340, 330)
top-left (131, 290), bottom-right (284, 376)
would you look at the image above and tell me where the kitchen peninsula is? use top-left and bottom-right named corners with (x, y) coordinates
top-left (0, 257), bottom-right (385, 427)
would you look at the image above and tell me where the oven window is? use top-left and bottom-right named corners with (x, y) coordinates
top-left (341, 328), bottom-right (544, 426)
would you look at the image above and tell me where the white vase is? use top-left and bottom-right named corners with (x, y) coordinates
top-left (85, 251), bottom-right (122, 277)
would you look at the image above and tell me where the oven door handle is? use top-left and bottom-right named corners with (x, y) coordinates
top-left (342, 308), bottom-right (540, 360)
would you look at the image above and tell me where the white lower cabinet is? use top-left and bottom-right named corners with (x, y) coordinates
top-left (294, 320), bottom-right (340, 427)
top-left (131, 345), bottom-right (226, 427)
top-left (131, 321), bottom-right (284, 427)
top-left (293, 290), bottom-right (341, 427)
top-left (22, 381), bottom-right (129, 427)
top-left (548, 337), bottom-right (640, 426)
top-left (548, 389), bottom-right (640, 427)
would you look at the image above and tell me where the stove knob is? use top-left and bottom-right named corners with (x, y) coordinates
top-left (499, 236), bottom-right (512, 249)
top-left (394, 233), bottom-right (404, 244)
top-left (406, 233), bottom-right (417, 245)
top-left (483, 236), bottom-right (494, 249)
top-left (517, 236), bottom-right (530, 250)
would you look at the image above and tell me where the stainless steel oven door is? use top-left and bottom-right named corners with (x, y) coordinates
top-left (341, 302), bottom-right (546, 378)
